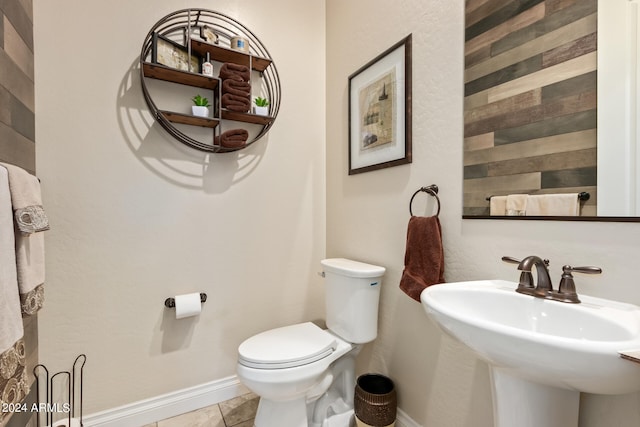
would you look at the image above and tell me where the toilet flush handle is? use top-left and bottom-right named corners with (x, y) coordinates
top-left (318, 271), bottom-right (325, 278)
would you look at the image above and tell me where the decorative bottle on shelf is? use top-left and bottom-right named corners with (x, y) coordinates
top-left (202, 52), bottom-right (214, 77)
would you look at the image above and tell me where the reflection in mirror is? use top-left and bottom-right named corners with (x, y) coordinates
top-left (598, 0), bottom-right (640, 216)
top-left (463, 0), bottom-right (639, 220)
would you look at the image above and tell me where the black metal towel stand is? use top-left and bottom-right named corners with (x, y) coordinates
top-left (33, 354), bottom-right (86, 427)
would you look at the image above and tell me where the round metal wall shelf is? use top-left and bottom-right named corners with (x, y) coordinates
top-left (139, 8), bottom-right (281, 152)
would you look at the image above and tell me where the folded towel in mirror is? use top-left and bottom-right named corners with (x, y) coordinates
top-left (506, 194), bottom-right (527, 216)
top-left (526, 193), bottom-right (580, 216)
top-left (489, 196), bottom-right (507, 215)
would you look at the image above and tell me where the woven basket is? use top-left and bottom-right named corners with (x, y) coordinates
top-left (354, 374), bottom-right (397, 427)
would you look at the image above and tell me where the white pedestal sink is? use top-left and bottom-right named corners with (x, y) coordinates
top-left (421, 280), bottom-right (640, 427)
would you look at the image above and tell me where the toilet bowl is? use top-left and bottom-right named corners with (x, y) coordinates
top-left (237, 323), bottom-right (355, 426)
top-left (236, 258), bottom-right (386, 427)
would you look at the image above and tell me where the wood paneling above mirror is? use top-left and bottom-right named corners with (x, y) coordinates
top-left (463, 0), bottom-right (598, 218)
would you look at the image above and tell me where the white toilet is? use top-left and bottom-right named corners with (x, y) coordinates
top-left (236, 258), bottom-right (386, 427)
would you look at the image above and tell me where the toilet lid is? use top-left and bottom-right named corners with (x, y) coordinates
top-left (238, 322), bottom-right (337, 369)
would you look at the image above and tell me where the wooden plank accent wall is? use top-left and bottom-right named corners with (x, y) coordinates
top-left (463, 0), bottom-right (597, 216)
top-left (0, 0), bottom-right (38, 426)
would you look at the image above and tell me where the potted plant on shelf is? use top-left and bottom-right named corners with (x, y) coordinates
top-left (253, 97), bottom-right (269, 116)
top-left (192, 95), bottom-right (211, 117)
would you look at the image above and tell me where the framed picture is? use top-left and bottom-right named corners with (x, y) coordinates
top-left (348, 35), bottom-right (412, 175)
top-left (151, 32), bottom-right (200, 73)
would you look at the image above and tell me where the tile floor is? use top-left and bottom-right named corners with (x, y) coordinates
top-left (142, 392), bottom-right (258, 427)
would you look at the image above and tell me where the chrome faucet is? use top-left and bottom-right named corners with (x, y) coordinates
top-left (502, 256), bottom-right (602, 303)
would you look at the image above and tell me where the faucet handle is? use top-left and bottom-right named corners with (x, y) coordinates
top-left (567, 266), bottom-right (602, 275)
top-left (501, 256), bottom-right (521, 264)
top-left (556, 265), bottom-right (602, 304)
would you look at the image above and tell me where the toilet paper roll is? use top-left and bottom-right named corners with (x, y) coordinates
top-left (174, 292), bottom-right (202, 319)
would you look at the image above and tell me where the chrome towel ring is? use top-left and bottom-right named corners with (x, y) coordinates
top-left (409, 184), bottom-right (440, 217)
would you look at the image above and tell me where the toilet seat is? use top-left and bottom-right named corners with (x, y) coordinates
top-left (238, 322), bottom-right (337, 369)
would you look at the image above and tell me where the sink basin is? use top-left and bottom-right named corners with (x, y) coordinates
top-left (421, 280), bottom-right (640, 427)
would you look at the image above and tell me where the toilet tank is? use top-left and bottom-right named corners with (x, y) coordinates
top-left (321, 258), bottom-right (386, 344)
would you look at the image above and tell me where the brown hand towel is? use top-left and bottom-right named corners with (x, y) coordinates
top-left (222, 79), bottom-right (251, 97)
top-left (219, 62), bottom-right (251, 82)
top-left (399, 216), bottom-right (445, 302)
top-left (221, 93), bottom-right (251, 112)
top-left (215, 129), bottom-right (249, 149)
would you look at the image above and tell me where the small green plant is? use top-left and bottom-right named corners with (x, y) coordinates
top-left (192, 95), bottom-right (211, 107)
top-left (254, 97), bottom-right (269, 107)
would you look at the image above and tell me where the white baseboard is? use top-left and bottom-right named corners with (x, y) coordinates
top-left (81, 375), bottom-right (422, 427)
top-left (82, 376), bottom-right (248, 427)
top-left (396, 408), bottom-right (422, 427)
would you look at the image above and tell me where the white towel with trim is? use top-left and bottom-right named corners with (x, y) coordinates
top-left (0, 166), bottom-right (23, 353)
top-left (0, 163), bottom-right (47, 314)
top-left (0, 162), bottom-right (49, 233)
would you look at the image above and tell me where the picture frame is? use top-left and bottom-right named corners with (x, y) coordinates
top-left (151, 32), bottom-right (200, 73)
top-left (348, 34), bottom-right (412, 175)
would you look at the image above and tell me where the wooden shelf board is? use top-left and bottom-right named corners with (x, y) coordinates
top-left (252, 57), bottom-right (272, 73)
top-left (142, 62), bottom-right (219, 89)
top-left (190, 39), bottom-right (272, 72)
top-left (221, 109), bottom-right (274, 125)
top-left (159, 110), bottom-right (220, 128)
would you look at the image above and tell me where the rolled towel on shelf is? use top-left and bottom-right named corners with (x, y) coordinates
top-left (215, 129), bottom-right (249, 149)
top-left (219, 63), bottom-right (251, 112)
top-left (219, 62), bottom-right (251, 82)
top-left (222, 93), bottom-right (251, 112)
top-left (222, 79), bottom-right (251, 97)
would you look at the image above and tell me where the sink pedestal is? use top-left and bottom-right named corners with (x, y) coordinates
top-left (491, 368), bottom-right (579, 427)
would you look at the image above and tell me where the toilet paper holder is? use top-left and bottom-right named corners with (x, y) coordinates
top-left (164, 293), bottom-right (207, 308)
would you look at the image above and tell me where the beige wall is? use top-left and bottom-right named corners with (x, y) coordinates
top-left (33, 0), bottom-right (326, 414)
top-left (327, 1), bottom-right (640, 427)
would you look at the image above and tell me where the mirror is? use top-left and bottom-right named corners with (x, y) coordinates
top-left (463, 0), bottom-right (640, 221)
